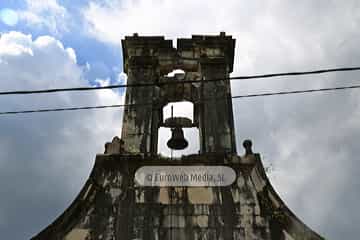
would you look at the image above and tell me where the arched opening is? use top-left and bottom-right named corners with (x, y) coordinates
top-left (166, 69), bottom-right (185, 77)
top-left (163, 101), bottom-right (193, 122)
top-left (158, 101), bottom-right (199, 157)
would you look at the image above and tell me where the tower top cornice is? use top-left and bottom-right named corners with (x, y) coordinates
top-left (122, 32), bottom-right (235, 74)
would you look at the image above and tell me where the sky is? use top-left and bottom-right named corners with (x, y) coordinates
top-left (0, 0), bottom-right (359, 239)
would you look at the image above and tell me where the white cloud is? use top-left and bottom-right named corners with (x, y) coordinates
top-left (82, 0), bottom-right (360, 73)
top-left (0, 31), bottom-right (123, 238)
top-left (17, 0), bottom-right (68, 34)
top-left (82, 0), bottom-right (235, 45)
top-left (0, 32), bottom-right (33, 56)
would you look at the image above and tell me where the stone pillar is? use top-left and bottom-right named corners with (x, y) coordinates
top-left (198, 58), bottom-right (237, 154)
top-left (121, 35), bottom-right (174, 155)
top-left (121, 55), bottom-right (159, 155)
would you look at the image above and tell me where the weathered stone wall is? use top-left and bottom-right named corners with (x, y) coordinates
top-left (32, 152), bottom-right (323, 240)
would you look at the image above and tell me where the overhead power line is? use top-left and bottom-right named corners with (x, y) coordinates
top-left (0, 104), bottom-right (138, 115)
top-left (0, 67), bottom-right (360, 96)
top-left (1, 83), bottom-right (359, 116)
top-left (232, 84), bottom-right (360, 99)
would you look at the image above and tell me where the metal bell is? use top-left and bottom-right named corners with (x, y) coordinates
top-left (167, 127), bottom-right (188, 150)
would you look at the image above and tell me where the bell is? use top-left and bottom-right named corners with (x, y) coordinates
top-left (167, 127), bottom-right (188, 150)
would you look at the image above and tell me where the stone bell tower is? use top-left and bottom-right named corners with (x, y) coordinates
top-left (32, 33), bottom-right (324, 240)
top-left (121, 32), bottom-right (236, 155)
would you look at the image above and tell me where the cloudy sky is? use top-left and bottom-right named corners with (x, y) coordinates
top-left (0, 0), bottom-right (359, 239)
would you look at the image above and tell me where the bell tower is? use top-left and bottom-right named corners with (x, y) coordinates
top-left (32, 33), bottom-right (325, 240)
top-left (121, 32), bottom-right (237, 155)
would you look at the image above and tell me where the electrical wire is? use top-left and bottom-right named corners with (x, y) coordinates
top-left (0, 103), bottom-right (148, 115)
top-left (1, 83), bottom-right (359, 116)
top-left (231, 83), bottom-right (360, 99)
top-left (0, 67), bottom-right (359, 96)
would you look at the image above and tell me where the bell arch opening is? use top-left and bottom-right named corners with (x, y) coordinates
top-left (157, 101), bottom-right (199, 157)
top-left (162, 101), bottom-right (193, 122)
top-left (166, 69), bottom-right (186, 77)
